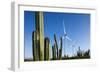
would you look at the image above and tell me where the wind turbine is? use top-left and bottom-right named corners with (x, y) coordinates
top-left (62, 20), bottom-right (72, 57)
top-left (62, 21), bottom-right (72, 41)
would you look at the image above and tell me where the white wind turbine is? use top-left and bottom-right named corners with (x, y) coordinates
top-left (62, 20), bottom-right (72, 57)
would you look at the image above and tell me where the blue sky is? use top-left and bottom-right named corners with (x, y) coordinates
top-left (24, 11), bottom-right (90, 59)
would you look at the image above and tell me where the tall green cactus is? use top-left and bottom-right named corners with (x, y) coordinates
top-left (44, 37), bottom-right (50, 60)
top-left (35, 11), bottom-right (44, 61)
top-left (32, 31), bottom-right (39, 61)
top-left (59, 37), bottom-right (62, 60)
top-left (54, 34), bottom-right (59, 59)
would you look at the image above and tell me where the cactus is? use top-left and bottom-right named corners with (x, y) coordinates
top-left (77, 46), bottom-right (82, 57)
top-left (59, 37), bottom-right (62, 60)
top-left (35, 12), bottom-right (44, 61)
top-left (52, 46), bottom-right (54, 60)
top-left (32, 11), bottom-right (64, 61)
top-left (52, 44), bottom-right (57, 60)
top-left (32, 31), bottom-right (39, 61)
top-left (52, 34), bottom-right (63, 60)
top-left (44, 37), bottom-right (50, 60)
top-left (54, 34), bottom-right (59, 59)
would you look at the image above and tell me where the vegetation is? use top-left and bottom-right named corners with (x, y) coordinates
top-left (62, 48), bottom-right (90, 60)
top-left (51, 34), bottom-right (63, 60)
top-left (44, 37), bottom-right (50, 60)
top-left (25, 32), bottom-right (90, 62)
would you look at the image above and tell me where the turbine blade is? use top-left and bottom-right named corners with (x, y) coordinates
top-left (63, 20), bottom-right (66, 34)
top-left (65, 35), bottom-right (72, 41)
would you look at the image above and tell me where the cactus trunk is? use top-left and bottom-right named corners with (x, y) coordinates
top-left (44, 37), bottom-right (50, 60)
top-left (52, 44), bottom-right (57, 60)
top-left (54, 34), bottom-right (59, 59)
top-left (59, 37), bottom-right (62, 60)
top-left (35, 12), bottom-right (44, 61)
top-left (32, 31), bottom-right (39, 61)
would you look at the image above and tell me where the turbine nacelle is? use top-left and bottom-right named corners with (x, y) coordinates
top-left (62, 35), bottom-right (72, 41)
